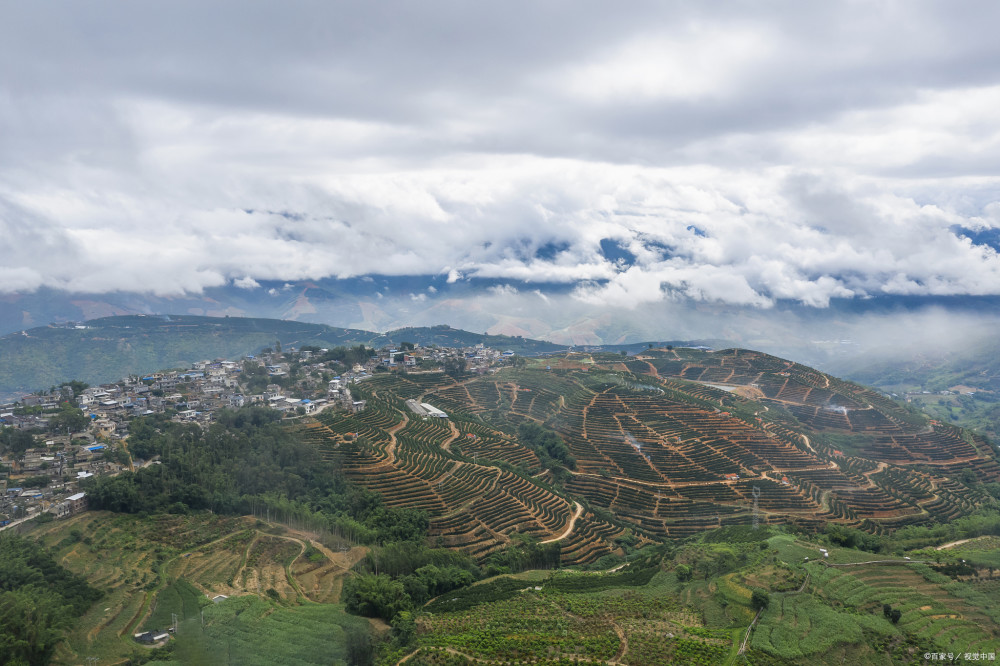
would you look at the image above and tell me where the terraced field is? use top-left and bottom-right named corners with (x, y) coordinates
top-left (21, 512), bottom-right (367, 665)
top-left (301, 350), bottom-right (1000, 560)
top-left (411, 569), bottom-right (733, 665)
top-left (801, 560), bottom-right (1000, 656)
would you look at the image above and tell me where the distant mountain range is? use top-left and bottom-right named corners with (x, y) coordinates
top-left (0, 315), bottom-right (545, 398)
top-left (0, 277), bottom-right (576, 339)
top-left (0, 314), bottom-right (722, 398)
top-left (7, 279), bottom-right (1000, 358)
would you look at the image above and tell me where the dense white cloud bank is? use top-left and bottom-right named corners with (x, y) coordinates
top-left (1, 1), bottom-right (999, 308)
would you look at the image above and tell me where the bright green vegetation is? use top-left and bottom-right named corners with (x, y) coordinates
top-left (752, 593), bottom-right (893, 660)
top-left (415, 571), bottom-right (730, 665)
top-left (143, 578), bottom-right (205, 633)
top-left (0, 533), bottom-right (102, 666)
top-left (807, 561), bottom-right (1000, 656)
top-left (20, 510), bottom-right (374, 665)
top-left (405, 525), bottom-right (1000, 665)
top-left (914, 535), bottom-right (1000, 569)
top-left (167, 596), bottom-right (372, 666)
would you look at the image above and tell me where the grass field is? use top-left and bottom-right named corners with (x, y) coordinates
top-left (751, 593), bottom-right (892, 660)
top-left (144, 578), bottom-right (205, 633)
top-left (808, 561), bottom-right (1000, 655)
top-left (166, 596), bottom-right (372, 666)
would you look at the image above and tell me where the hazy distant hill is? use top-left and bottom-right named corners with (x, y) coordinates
top-left (831, 334), bottom-right (1000, 440)
top-left (0, 315), bottom-right (567, 398)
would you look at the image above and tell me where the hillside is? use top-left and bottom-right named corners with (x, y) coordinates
top-left (10, 347), bottom-right (1000, 663)
top-left (300, 348), bottom-right (1000, 562)
top-left (22, 512), bottom-right (1000, 665)
top-left (405, 527), bottom-right (1000, 664)
top-left (0, 315), bottom-right (567, 398)
top-left (831, 334), bottom-right (1000, 441)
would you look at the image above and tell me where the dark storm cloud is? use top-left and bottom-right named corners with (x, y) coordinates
top-left (1, 1), bottom-right (999, 307)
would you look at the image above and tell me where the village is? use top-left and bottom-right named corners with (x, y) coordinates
top-left (0, 340), bottom-right (518, 530)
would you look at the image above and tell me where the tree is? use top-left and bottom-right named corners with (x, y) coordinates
top-left (343, 623), bottom-right (374, 666)
top-left (0, 428), bottom-right (35, 455)
top-left (50, 404), bottom-right (89, 435)
top-left (59, 380), bottom-right (88, 399)
top-left (391, 610), bottom-right (416, 645)
top-left (0, 534), bottom-right (103, 665)
top-left (517, 422), bottom-right (575, 470)
top-left (750, 589), bottom-right (770, 611)
top-left (443, 357), bottom-right (466, 377)
top-left (890, 609), bottom-right (902, 624)
top-left (342, 574), bottom-right (411, 621)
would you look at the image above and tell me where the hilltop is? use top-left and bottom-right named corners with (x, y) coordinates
top-left (303, 348), bottom-right (1000, 561)
top-left (0, 315), bottom-right (568, 398)
top-left (0, 313), bottom-right (723, 400)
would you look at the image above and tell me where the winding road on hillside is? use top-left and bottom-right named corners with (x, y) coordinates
top-left (540, 501), bottom-right (584, 544)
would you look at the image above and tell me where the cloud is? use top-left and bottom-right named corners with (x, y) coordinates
top-left (0, 2), bottom-right (998, 312)
top-left (488, 284), bottom-right (519, 297)
top-left (233, 276), bottom-right (260, 290)
top-left (552, 25), bottom-right (777, 103)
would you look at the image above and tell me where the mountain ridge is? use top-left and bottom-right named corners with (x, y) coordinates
top-left (0, 315), bottom-right (556, 398)
top-left (0, 314), bottom-right (726, 398)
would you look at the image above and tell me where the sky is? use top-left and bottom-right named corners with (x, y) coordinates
top-left (2, 1), bottom-right (1000, 323)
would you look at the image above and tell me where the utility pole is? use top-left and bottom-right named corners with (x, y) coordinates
top-left (752, 486), bottom-right (761, 530)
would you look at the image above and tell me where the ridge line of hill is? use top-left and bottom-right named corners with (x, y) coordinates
top-left (0, 313), bottom-right (727, 399)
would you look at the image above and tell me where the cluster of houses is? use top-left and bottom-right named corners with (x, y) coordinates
top-left (412, 343), bottom-right (515, 373)
top-left (0, 340), bottom-right (522, 527)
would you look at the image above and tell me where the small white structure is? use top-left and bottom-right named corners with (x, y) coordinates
top-left (420, 403), bottom-right (448, 418)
